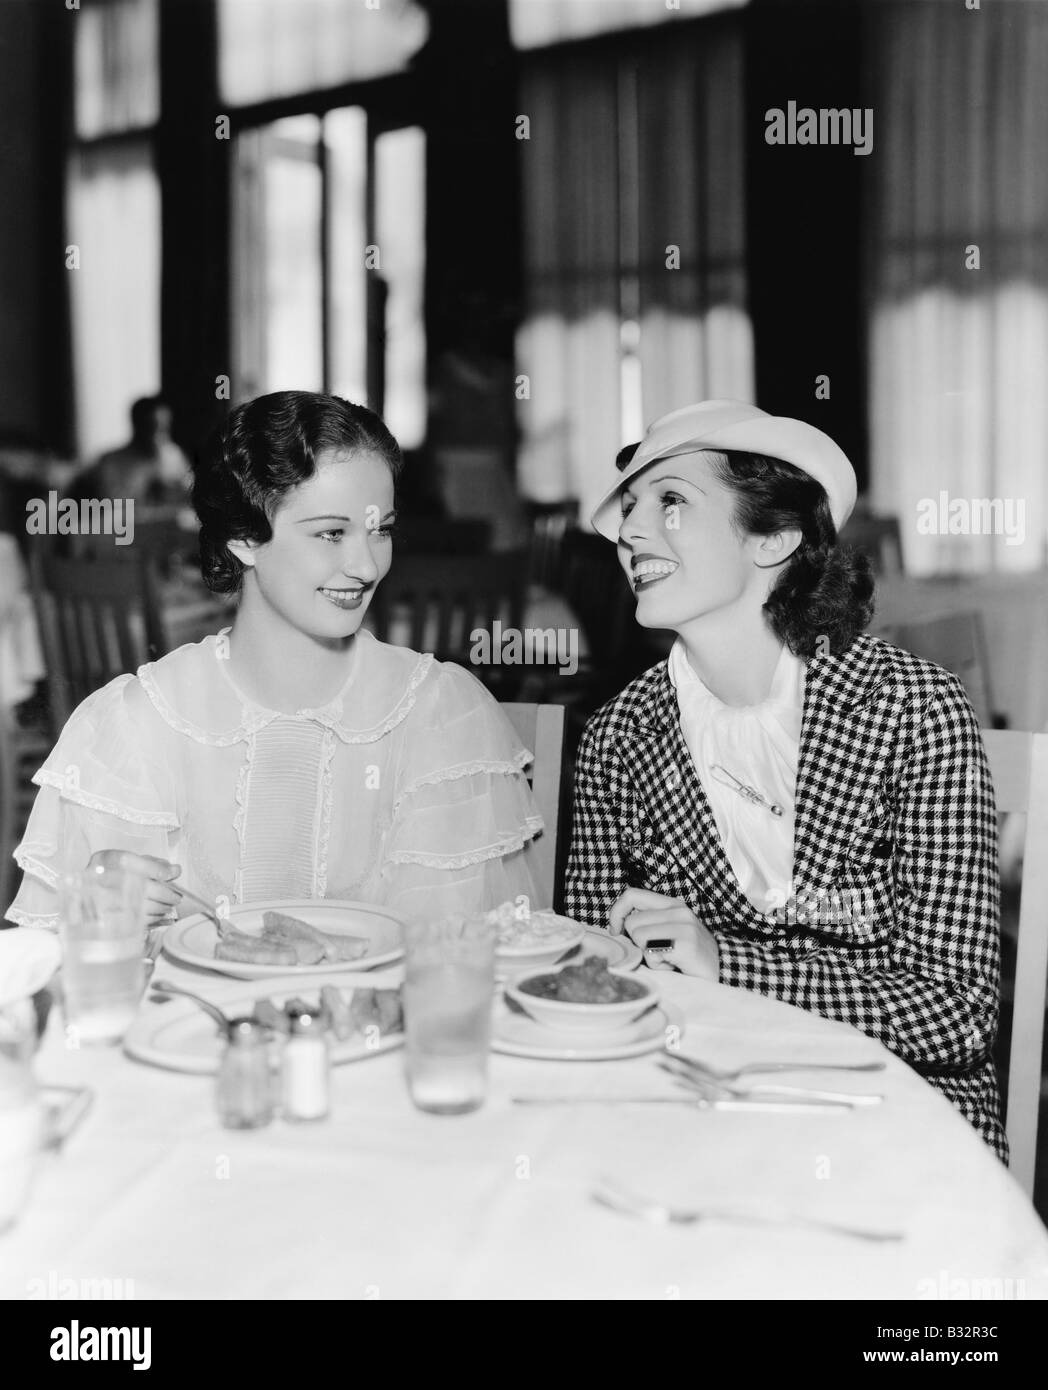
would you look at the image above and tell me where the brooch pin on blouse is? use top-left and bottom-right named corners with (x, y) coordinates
top-left (709, 763), bottom-right (784, 818)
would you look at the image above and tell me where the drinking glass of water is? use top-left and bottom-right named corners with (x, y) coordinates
top-left (402, 915), bottom-right (496, 1115)
top-left (58, 865), bottom-right (148, 1045)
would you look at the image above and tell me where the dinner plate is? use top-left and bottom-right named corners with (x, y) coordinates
top-left (162, 899), bottom-right (404, 979)
top-left (573, 929), bottom-right (643, 974)
top-left (123, 972), bottom-right (404, 1075)
top-left (491, 998), bottom-right (682, 1061)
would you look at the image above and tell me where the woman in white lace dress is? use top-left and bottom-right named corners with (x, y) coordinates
top-left (7, 392), bottom-right (543, 930)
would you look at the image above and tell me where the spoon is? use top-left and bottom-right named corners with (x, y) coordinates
top-left (150, 980), bottom-right (231, 1034)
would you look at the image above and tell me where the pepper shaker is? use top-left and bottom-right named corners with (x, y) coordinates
top-left (216, 1018), bottom-right (274, 1129)
top-left (281, 1003), bottom-right (330, 1121)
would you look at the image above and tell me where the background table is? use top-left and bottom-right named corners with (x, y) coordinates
top-left (3, 961), bottom-right (1046, 1300)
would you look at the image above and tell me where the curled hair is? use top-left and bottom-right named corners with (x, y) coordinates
top-left (709, 450), bottom-right (874, 658)
top-left (191, 391), bottom-right (402, 595)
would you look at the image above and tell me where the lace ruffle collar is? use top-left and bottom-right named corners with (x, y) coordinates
top-left (137, 629), bottom-right (435, 747)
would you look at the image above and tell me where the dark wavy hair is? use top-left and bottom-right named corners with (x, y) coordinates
top-left (192, 391), bottom-right (402, 595)
top-left (708, 450), bottom-right (875, 657)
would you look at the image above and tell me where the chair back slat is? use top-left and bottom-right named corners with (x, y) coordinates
top-left (499, 702), bottom-right (565, 911)
top-left (982, 728), bottom-right (1048, 1196)
top-left (29, 553), bottom-right (167, 736)
top-left (370, 552), bottom-right (527, 676)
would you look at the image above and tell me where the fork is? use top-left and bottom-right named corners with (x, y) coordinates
top-left (171, 883), bottom-right (225, 931)
top-left (663, 1047), bottom-right (886, 1083)
top-left (658, 1058), bottom-right (884, 1108)
top-left (592, 1179), bottom-right (904, 1242)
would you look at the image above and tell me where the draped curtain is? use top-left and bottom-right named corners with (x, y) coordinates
top-left (866, 1), bottom-right (1048, 575)
top-left (69, 0), bottom-right (161, 461)
top-left (67, 142), bottom-right (161, 462)
top-left (516, 22), bottom-right (753, 521)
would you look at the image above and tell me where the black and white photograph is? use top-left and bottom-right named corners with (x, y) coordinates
top-left (1, 0), bottom-right (1047, 1325)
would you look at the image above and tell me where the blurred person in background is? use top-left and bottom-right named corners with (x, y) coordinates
top-left (76, 396), bottom-right (190, 512)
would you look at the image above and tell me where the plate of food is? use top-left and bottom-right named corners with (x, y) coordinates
top-left (162, 899), bottom-right (404, 979)
top-left (124, 972), bottom-right (405, 1074)
top-left (505, 956), bottom-right (657, 1033)
top-left (491, 992), bottom-right (682, 1062)
top-left (573, 929), bottom-right (643, 974)
top-left (489, 907), bottom-right (585, 980)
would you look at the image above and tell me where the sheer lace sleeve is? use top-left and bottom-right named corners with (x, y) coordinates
top-left (380, 663), bottom-right (546, 919)
top-left (5, 676), bottom-right (179, 930)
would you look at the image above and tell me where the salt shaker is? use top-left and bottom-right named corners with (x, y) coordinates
top-left (216, 1018), bottom-right (274, 1129)
top-left (281, 1004), bottom-right (330, 1121)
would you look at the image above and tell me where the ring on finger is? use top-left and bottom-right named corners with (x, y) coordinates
top-left (644, 937), bottom-right (675, 957)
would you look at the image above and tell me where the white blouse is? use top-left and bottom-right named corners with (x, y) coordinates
top-left (8, 629), bottom-right (544, 930)
top-left (667, 638), bottom-right (805, 913)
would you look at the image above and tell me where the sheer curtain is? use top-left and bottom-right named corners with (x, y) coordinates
top-left (635, 28), bottom-right (752, 423)
top-left (516, 53), bottom-right (622, 515)
top-left (67, 142), bottom-right (161, 460)
top-left (218, 0), bottom-right (428, 105)
top-left (509, 0), bottom-right (747, 49)
top-left (69, 0), bottom-right (161, 461)
top-left (516, 22), bottom-right (753, 522)
top-left (866, 2), bottom-right (1048, 575)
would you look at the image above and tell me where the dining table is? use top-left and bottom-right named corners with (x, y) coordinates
top-left (3, 946), bottom-right (1046, 1301)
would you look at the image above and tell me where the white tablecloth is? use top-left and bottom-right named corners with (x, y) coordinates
top-left (3, 962), bottom-right (1046, 1300)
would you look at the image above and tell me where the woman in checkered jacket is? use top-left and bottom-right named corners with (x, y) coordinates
top-left (565, 401), bottom-right (1007, 1160)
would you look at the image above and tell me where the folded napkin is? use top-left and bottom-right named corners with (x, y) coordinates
top-left (0, 929), bottom-right (61, 1009)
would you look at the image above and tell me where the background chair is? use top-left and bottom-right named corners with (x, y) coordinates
top-left (368, 550), bottom-right (528, 696)
top-left (524, 500), bottom-right (579, 590)
top-left (500, 701), bottom-right (565, 912)
top-left (982, 729), bottom-right (1048, 1197)
top-left (886, 611), bottom-right (997, 727)
top-left (29, 551), bottom-right (167, 736)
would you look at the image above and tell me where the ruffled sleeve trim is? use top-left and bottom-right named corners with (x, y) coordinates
top-left (33, 769), bottom-right (179, 829)
top-left (14, 847), bottom-right (61, 891)
top-left (3, 907), bottom-right (59, 932)
top-left (385, 815), bottom-right (545, 870)
top-left (390, 750), bottom-right (532, 819)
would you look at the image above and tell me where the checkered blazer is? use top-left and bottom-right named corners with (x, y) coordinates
top-left (565, 633), bottom-right (1007, 1160)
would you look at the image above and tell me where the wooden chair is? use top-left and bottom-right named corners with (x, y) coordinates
top-left (839, 511), bottom-right (904, 574)
top-left (368, 551), bottom-right (528, 694)
top-left (982, 729), bottom-right (1048, 1196)
top-left (29, 552), bottom-right (167, 735)
top-left (501, 702), bottom-right (565, 912)
top-left (525, 501), bottom-right (579, 590)
top-left (887, 611), bottom-right (996, 728)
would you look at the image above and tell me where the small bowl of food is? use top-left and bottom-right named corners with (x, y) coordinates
top-left (489, 907), bottom-right (586, 981)
top-left (505, 955), bottom-right (657, 1033)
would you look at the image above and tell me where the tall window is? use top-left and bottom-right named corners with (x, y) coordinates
top-left (68, 0), bottom-right (161, 460)
top-left (515, 24), bottom-right (753, 517)
top-left (231, 112), bottom-right (426, 446)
